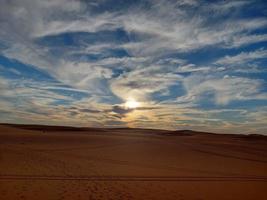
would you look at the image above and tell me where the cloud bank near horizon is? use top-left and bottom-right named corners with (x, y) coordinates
top-left (0, 0), bottom-right (267, 134)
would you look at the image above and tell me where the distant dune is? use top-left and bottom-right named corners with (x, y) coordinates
top-left (0, 124), bottom-right (266, 200)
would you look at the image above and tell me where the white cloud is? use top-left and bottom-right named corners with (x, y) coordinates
top-left (215, 49), bottom-right (267, 65)
top-left (179, 75), bottom-right (266, 105)
top-left (110, 64), bottom-right (183, 101)
top-left (209, 0), bottom-right (250, 11)
top-left (229, 34), bottom-right (267, 47)
top-left (52, 61), bottom-right (113, 94)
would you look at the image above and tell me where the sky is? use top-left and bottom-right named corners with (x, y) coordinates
top-left (0, 0), bottom-right (267, 134)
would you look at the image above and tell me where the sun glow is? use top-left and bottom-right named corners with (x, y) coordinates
top-left (125, 98), bottom-right (140, 109)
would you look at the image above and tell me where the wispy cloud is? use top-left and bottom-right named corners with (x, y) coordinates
top-left (215, 48), bottom-right (267, 65)
top-left (179, 75), bottom-right (266, 105)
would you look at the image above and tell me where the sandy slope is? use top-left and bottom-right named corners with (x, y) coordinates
top-left (0, 124), bottom-right (266, 200)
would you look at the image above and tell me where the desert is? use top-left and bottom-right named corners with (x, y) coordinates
top-left (0, 124), bottom-right (266, 200)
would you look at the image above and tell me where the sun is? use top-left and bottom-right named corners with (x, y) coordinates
top-left (125, 98), bottom-right (140, 109)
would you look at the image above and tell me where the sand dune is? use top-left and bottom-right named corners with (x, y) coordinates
top-left (0, 124), bottom-right (266, 200)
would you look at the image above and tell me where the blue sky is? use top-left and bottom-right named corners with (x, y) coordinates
top-left (0, 0), bottom-right (267, 134)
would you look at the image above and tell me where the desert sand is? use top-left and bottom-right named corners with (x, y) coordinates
top-left (0, 124), bottom-right (266, 200)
